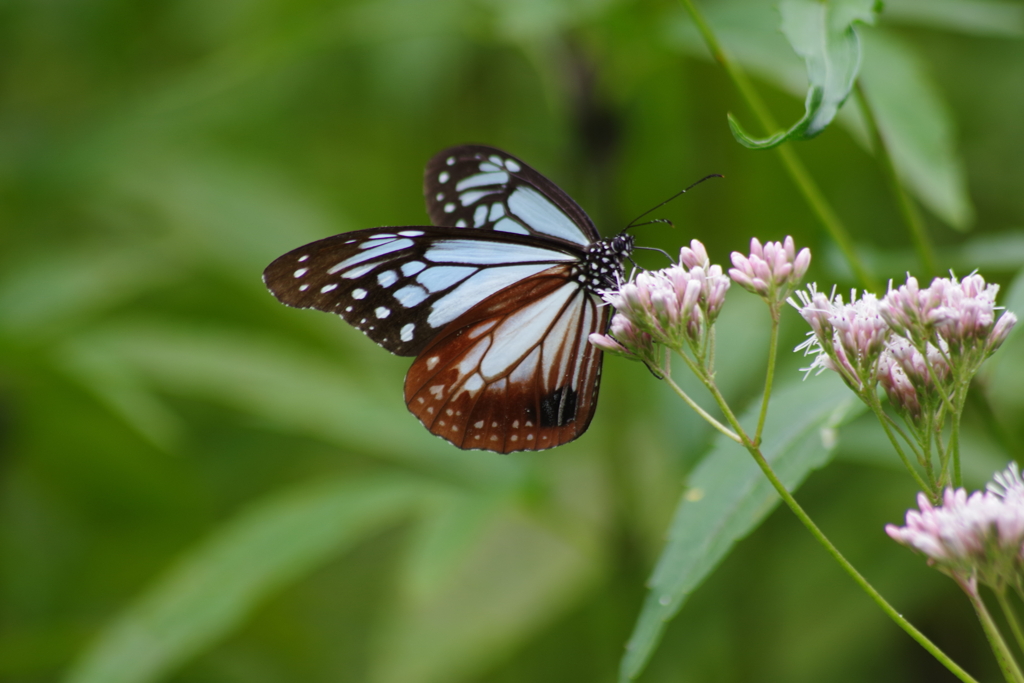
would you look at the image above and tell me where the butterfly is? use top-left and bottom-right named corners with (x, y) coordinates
top-left (263, 145), bottom-right (634, 453)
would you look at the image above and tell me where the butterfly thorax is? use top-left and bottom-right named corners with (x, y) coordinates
top-left (573, 233), bottom-right (634, 293)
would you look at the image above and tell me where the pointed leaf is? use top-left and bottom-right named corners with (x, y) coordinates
top-left (859, 30), bottom-right (974, 229)
top-left (63, 475), bottom-right (427, 683)
top-left (730, 0), bottom-right (880, 149)
top-left (619, 374), bottom-right (863, 681)
top-left (883, 0), bottom-right (1024, 38)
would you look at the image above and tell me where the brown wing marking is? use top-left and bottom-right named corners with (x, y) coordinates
top-left (404, 265), bottom-right (608, 453)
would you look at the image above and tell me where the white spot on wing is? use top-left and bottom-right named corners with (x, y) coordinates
top-left (459, 190), bottom-right (493, 206)
top-left (427, 263), bottom-right (555, 328)
top-left (394, 284), bottom-right (428, 307)
top-left (489, 203), bottom-right (505, 220)
top-left (299, 284), bottom-right (309, 291)
top-left (446, 156), bottom-right (456, 166)
top-left (416, 266), bottom-right (477, 293)
top-left (353, 288), bottom-right (367, 299)
top-left (494, 217), bottom-right (530, 235)
top-left (507, 187), bottom-right (588, 245)
top-left (426, 356), bottom-right (440, 371)
top-left (424, 240), bottom-right (573, 265)
top-left (505, 159), bottom-right (521, 172)
top-left (457, 339), bottom-right (491, 375)
top-left (375, 306), bottom-right (390, 319)
top-left (401, 261), bottom-right (426, 276)
top-left (439, 171), bottom-right (450, 183)
top-left (377, 270), bottom-right (398, 287)
top-left (293, 268), bottom-right (308, 278)
top-left (473, 204), bottom-right (488, 227)
top-left (463, 373), bottom-right (484, 394)
top-left (298, 255), bottom-right (309, 262)
top-left (329, 239), bottom-right (413, 273)
top-left (399, 230), bottom-right (424, 237)
top-left (542, 291), bottom-right (583, 385)
top-left (400, 323), bottom-right (415, 342)
top-left (444, 203), bottom-right (456, 213)
top-left (456, 171), bottom-right (509, 191)
top-left (480, 283), bottom-right (577, 379)
top-left (321, 284), bottom-right (338, 293)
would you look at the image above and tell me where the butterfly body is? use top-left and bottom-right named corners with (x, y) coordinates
top-left (264, 146), bottom-right (632, 453)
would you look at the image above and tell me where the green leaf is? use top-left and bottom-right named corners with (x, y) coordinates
top-left (619, 373), bottom-right (863, 682)
top-left (62, 475), bottom-right (428, 683)
top-left (859, 30), bottom-right (974, 229)
top-left (372, 503), bottom-right (602, 683)
top-left (729, 0), bottom-right (880, 150)
top-left (883, 0), bottom-right (1024, 38)
top-left (59, 323), bottom-right (522, 488)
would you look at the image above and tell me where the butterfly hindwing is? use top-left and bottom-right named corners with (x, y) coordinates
top-left (404, 266), bottom-right (608, 452)
top-left (424, 145), bottom-right (598, 248)
top-left (262, 226), bottom-right (582, 357)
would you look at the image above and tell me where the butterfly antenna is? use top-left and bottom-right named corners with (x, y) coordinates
top-left (633, 245), bottom-right (676, 264)
top-left (624, 174), bottom-right (724, 233)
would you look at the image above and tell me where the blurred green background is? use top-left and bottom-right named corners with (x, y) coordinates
top-left (3, 0), bottom-right (1024, 682)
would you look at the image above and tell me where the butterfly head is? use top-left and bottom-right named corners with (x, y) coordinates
top-left (577, 233), bottom-right (634, 293)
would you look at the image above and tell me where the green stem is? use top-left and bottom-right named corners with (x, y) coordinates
top-left (754, 308), bottom-right (781, 446)
top-left (868, 399), bottom-right (936, 499)
top-left (964, 581), bottom-right (1024, 683)
top-left (679, 0), bottom-right (877, 291)
top-left (685, 371), bottom-right (975, 681)
top-left (951, 396), bottom-right (963, 487)
top-left (997, 590), bottom-right (1024, 660)
top-left (853, 82), bottom-right (938, 277)
top-left (660, 370), bottom-right (742, 443)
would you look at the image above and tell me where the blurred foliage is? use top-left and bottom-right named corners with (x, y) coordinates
top-left (1, 0), bottom-right (1023, 682)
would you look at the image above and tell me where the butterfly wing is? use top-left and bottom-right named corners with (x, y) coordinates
top-left (424, 145), bottom-right (599, 248)
top-left (404, 265), bottom-right (608, 453)
top-left (262, 226), bottom-right (583, 357)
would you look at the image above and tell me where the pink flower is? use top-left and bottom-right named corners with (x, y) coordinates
top-left (886, 465), bottom-right (1024, 591)
top-left (880, 273), bottom-right (1016, 356)
top-left (589, 313), bottom-right (658, 366)
top-left (729, 236), bottom-right (811, 301)
top-left (790, 286), bottom-right (890, 391)
top-left (596, 240), bottom-right (730, 351)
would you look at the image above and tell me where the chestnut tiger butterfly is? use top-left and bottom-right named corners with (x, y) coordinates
top-left (263, 145), bottom-right (634, 453)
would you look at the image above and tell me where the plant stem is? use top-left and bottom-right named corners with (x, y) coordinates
top-left (868, 400), bottom-right (936, 499)
top-left (679, 0), bottom-right (877, 291)
top-left (853, 82), bottom-right (938, 277)
top-left (660, 370), bottom-right (742, 443)
top-left (964, 582), bottom-right (1024, 683)
top-left (997, 591), bottom-right (1024, 660)
top-left (754, 308), bottom-right (781, 445)
top-left (685, 370), bottom-right (976, 682)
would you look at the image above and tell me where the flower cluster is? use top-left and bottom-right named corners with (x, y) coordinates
top-left (729, 236), bottom-right (811, 303)
top-left (790, 286), bottom-right (889, 391)
top-left (880, 274), bottom-right (1016, 362)
top-left (791, 273), bottom-right (1016, 414)
top-left (589, 240), bottom-right (730, 360)
top-left (887, 463), bottom-right (1024, 592)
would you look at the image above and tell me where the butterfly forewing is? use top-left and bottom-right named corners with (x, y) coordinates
top-left (264, 145), bottom-right (631, 453)
top-left (263, 226), bottom-right (582, 357)
top-left (424, 145), bottom-right (598, 248)
top-left (404, 266), bottom-right (608, 453)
